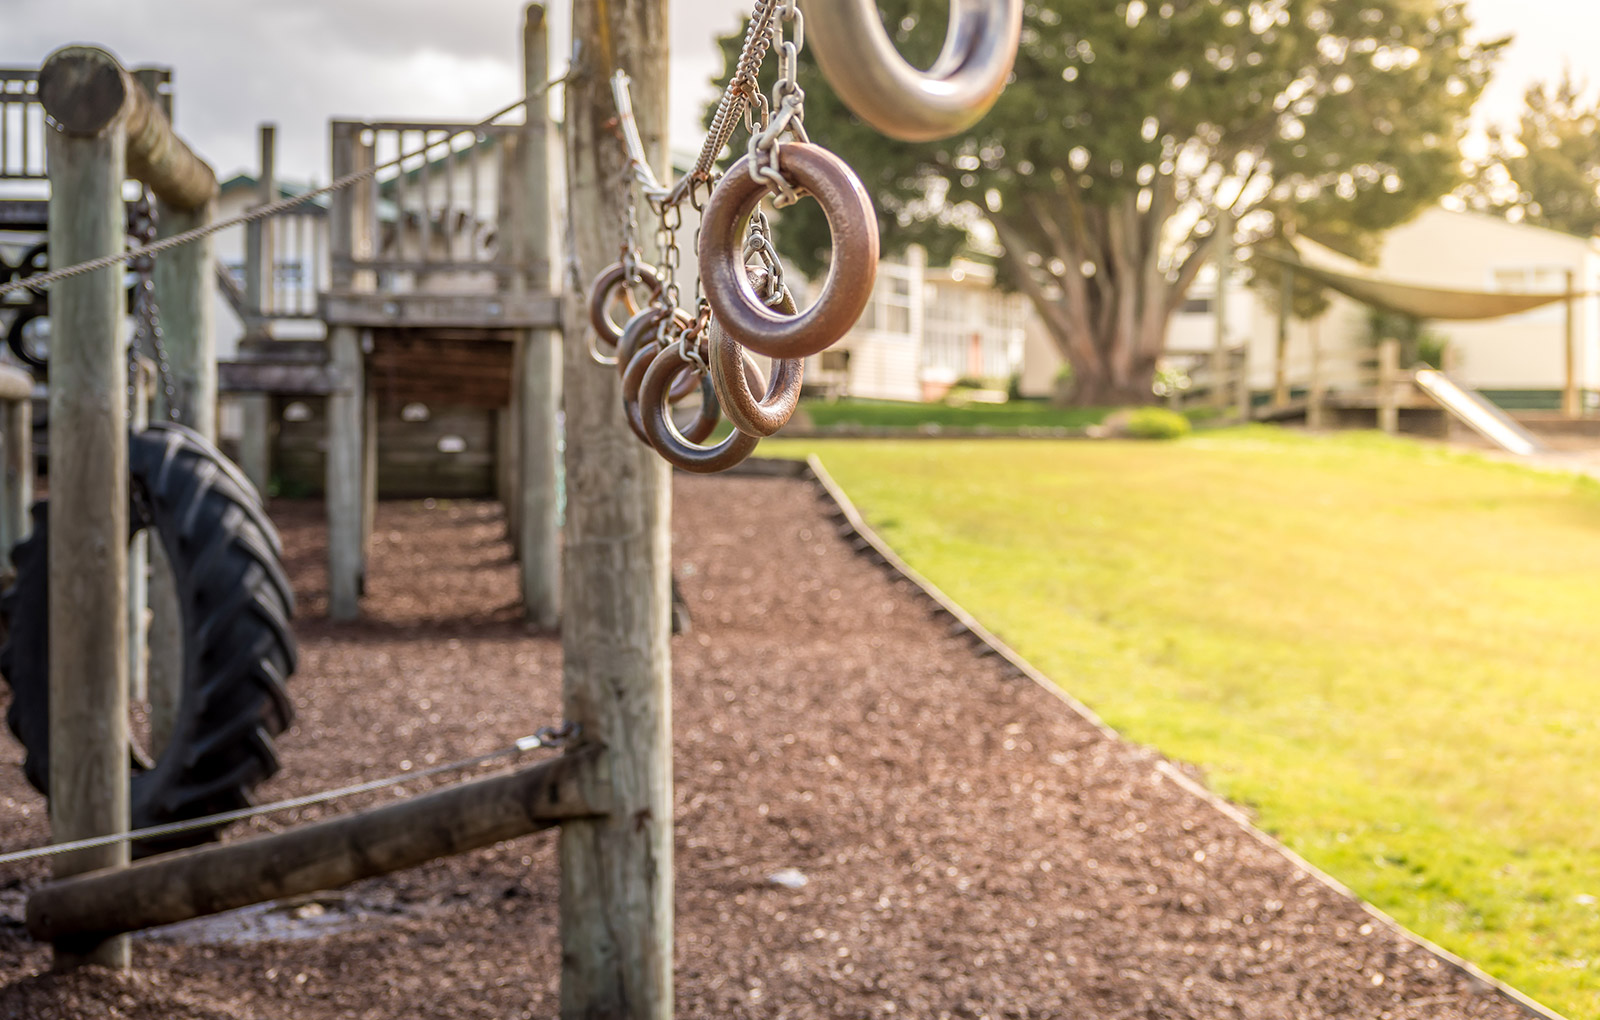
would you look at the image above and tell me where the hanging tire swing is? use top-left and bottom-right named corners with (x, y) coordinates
top-left (0, 423), bottom-right (298, 856)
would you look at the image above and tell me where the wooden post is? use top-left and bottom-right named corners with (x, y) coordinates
top-left (244, 124), bottom-right (276, 325)
top-left (127, 362), bottom-right (150, 704)
top-left (564, 0), bottom-right (674, 1015)
top-left (519, 5), bottom-right (562, 628)
top-left (1563, 270), bottom-right (1580, 419)
top-left (1307, 320), bottom-right (1326, 430)
top-left (1210, 209), bottom-right (1233, 412)
top-left (0, 368), bottom-right (34, 575)
top-left (327, 325), bottom-right (365, 619)
top-left (325, 121), bottom-right (374, 620)
top-left (43, 96), bottom-right (131, 972)
top-left (1273, 265), bottom-right (1291, 409)
top-left (1378, 336), bottom-right (1400, 435)
top-left (28, 746), bottom-right (609, 948)
top-left (362, 358), bottom-right (378, 561)
top-left (1232, 346), bottom-right (1250, 424)
top-left (236, 124), bottom-right (277, 492)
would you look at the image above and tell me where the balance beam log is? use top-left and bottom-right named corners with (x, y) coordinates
top-left (26, 746), bottom-right (608, 949)
top-left (37, 46), bottom-right (217, 211)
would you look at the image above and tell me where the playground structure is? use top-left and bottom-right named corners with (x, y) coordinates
top-left (0, 1), bottom-right (1029, 1016)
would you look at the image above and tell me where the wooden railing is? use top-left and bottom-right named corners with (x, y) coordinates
top-left (327, 119), bottom-right (525, 294)
top-left (0, 69), bottom-right (46, 181)
top-left (1159, 346), bottom-right (1250, 421)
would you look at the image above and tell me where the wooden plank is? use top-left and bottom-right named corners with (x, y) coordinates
top-left (320, 290), bottom-right (560, 329)
top-left (218, 361), bottom-right (350, 395)
top-left (27, 746), bottom-right (610, 948)
top-left (45, 117), bottom-right (130, 970)
top-left (564, 0), bottom-right (674, 1014)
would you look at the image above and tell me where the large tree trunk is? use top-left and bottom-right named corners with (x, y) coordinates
top-left (991, 184), bottom-right (1214, 408)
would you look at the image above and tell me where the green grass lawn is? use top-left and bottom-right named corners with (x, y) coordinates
top-left (799, 397), bottom-right (1110, 430)
top-left (766, 428), bottom-right (1600, 1017)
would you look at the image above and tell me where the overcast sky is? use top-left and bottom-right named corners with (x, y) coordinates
top-left (0, 0), bottom-right (1592, 184)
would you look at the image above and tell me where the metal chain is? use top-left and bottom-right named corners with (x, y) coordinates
top-left (749, 0), bottom-right (808, 208)
top-left (743, 210), bottom-right (787, 301)
top-left (127, 188), bottom-right (180, 421)
top-left (0, 90), bottom-right (551, 300)
top-left (656, 202), bottom-right (684, 311)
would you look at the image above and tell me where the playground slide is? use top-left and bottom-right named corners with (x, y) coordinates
top-left (1413, 369), bottom-right (1545, 457)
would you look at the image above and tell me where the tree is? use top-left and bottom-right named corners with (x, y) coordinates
top-left (1462, 70), bottom-right (1600, 238)
top-left (715, 0), bottom-right (1500, 404)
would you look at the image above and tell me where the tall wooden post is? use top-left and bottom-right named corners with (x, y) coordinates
top-left (1211, 209), bottom-right (1233, 412)
top-left (327, 325), bottom-right (366, 619)
top-left (1563, 269), bottom-right (1580, 419)
top-left (563, 0), bottom-right (673, 1015)
top-left (519, 5), bottom-right (561, 628)
top-left (43, 97), bottom-right (131, 973)
top-left (1377, 336), bottom-right (1400, 435)
top-left (325, 121), bottom-right (373, 620)
top-left (1273, 264), bottom-right (1292, 409)
top-left (237, 123), bottom-right (278, 493)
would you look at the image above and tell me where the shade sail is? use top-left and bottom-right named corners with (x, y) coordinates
top-left (1254, 236), bottom-right (1572, 321)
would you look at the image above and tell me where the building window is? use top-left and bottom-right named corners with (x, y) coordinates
top-left (1180, 296), bottom-right (1212, 315)
top-left (1489, 265), bottom-right (1569, 293)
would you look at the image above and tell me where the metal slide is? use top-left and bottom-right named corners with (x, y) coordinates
top-left (1413, 368), bottom-right (1546, 456)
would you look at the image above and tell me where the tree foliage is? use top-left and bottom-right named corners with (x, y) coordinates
top-left (1462, 70), bottom-right (1600, 238)
top-left (713, 0), bottom-right (1499, 404)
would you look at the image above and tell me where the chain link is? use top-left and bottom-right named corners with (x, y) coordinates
top-left (748, 0), bottom-right (809, 208)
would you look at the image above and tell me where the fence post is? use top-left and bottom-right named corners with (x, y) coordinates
top-left (1232, 347), bottom-right (1250, 424)
top-left (1378, 336), bottom-right (1400, 435)
top-left (1210, 208), bottom-right (1233, 412)
top-left (41, 56), bottom-right (132, 970)
top-left (1563, 269), bottom-right (1580, 419)
top-left (564, 0), bottom-right (674, 1014)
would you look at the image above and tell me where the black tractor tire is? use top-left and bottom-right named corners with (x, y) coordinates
top-left (0, 423), bottom-right (298, 855)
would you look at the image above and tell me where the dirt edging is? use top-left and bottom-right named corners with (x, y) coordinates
top-left (719, 453), bottom-right (1567, 1020)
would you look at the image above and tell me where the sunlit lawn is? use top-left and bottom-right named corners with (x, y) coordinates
top-left (799, 397), bottom-right (1110, 430)
top-left (766, 428), bottom-right (1600, 1017)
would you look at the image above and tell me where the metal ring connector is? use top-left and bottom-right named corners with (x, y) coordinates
top-left (699, 143), bottom-right (878, 361)
top-left (805, 0), bottom-right (1022, 142)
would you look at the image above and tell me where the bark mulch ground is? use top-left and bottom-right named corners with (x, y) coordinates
top-left (0, 474), bottom-right (1533, 1019)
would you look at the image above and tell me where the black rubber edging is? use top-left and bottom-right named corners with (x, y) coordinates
top-left (724, 452), bottom-right (1567, 1020)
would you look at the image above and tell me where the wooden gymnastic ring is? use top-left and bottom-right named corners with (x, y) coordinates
top-left (615, 306), bottom-right (700, 404)
top-left (621, 343), bottom-right (719, 448)
top-left (698, 143), bottom-right (878, 360)
top-left (639, 343), bottom-right (759, 474)
top-left (710, 272), bottom-right (805, 438)
top-left (588, 261), bottom-right (663, 362)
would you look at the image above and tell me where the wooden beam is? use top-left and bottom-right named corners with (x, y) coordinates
top-left (45, 111), bottom-right (131, 971)
top-left (38, 46), bottom-right (216, 211)
top-left (564, 0), bottom-right (674, 1014)
top-left (1563, 271), bottom-right (1580, 420)
top-left (319, 291), bottom-right (562, 329)
top-left (27, 746), bottom-right (610, 949)
top-left (1378, 337), bottom-right (1400, 435)
top-left (218, 361), bottom-right (350, 396)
